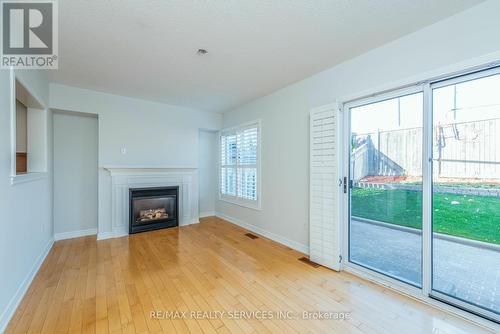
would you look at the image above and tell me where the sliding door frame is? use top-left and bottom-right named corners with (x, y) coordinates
top-left (428, 66), bottom-right (500, 323)
top-left (422, 82), bottom-right (433, 297)
top-left (341, 85), bottom-right (425, 290)
top-left (338, 62), bottom-right (500, 327)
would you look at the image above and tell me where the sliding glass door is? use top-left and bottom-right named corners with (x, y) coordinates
top-left (346, 66), bottom-right (500, 322)
top-left (430, 69), bottom-right (500, 320)
top-left (349, 90), bottom-right (423, 287)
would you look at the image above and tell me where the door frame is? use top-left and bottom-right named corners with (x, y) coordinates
top-left (427, 66), bottom-right (500, 323)
top-left (340, 84), bottom-right (425, 288)
top-left (338, 63), bottom-right (500, 327)
top-left (52, 110), bottom-right (100, 240)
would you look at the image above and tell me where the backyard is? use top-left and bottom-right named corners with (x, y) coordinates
top-left (351, 187), bottom-right (500, 245)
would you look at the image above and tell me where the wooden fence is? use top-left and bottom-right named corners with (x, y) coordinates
top-left (351, 118), bottom-right (500, 180)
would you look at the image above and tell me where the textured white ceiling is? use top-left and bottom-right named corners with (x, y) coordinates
top-left (49, 0), bottom-right (483, 113)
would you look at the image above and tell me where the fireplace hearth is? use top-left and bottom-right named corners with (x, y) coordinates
top-left (129, 186), bottom-right (179, 234)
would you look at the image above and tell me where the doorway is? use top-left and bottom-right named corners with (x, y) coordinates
top-left (344, 66), bottom-right (500, 322)
top-left (53, 111), bottom-right (98, 239)
top-left (348, 89), bottom-right (423, 287)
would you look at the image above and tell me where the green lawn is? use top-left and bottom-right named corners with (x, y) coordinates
top-left (351, 187), bottom-right (500, 245)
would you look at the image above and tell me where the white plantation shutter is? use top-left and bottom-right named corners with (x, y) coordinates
top-left (237, 127), bottom-right (258, 200)
top-left (309, 104), bottom-right (342, 271)
top-left (220, 133), bottom-right (238, 196)
top-left (220, 122), bottom-right (260, 208)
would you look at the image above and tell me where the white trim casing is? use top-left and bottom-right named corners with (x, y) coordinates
top-left (10, 69), bottom-right (16, 180)
top-left (10, 172), bottom-right (48, 185)
top-left (199, 211), bottom-right (216, 218)
top-left (218, 195), bottom-right (261, 210)
top-left (54, 228), bottom-right (98, 241)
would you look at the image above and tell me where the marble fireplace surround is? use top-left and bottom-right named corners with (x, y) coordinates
top-left (100, 167), bottom-right (199, 240)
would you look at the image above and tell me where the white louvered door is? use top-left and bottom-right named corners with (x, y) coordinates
top-left (309, 104), bottom-right (342, 271)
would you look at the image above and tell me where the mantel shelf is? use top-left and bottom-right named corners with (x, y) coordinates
top-left (103, 167), bottom-right (198, 177)
top-left (102, 165), bottom-right (198, 172)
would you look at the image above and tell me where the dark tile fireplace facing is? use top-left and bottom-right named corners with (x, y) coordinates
top-left (129, 186), bottom-right (179, 234)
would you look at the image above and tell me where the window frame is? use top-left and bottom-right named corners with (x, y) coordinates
top-left (338, 63), bottom-right (500, 328)
top-left (218, 120), bottom-right (262, 210)
top-left (344, 86), bottom-right (425, 289)
top-left (10, 70), bottom-right (49, 186)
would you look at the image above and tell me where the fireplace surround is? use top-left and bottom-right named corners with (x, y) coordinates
top-left (129, 186), bottom-right (179, 233)
top-left (102, 167), bottom-right (198, 240)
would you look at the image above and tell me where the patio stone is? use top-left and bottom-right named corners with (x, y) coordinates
top-left (350, 219), bottom-right (500, 313)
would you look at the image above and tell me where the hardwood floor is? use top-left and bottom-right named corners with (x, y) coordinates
top-left (6, 217), bottom-right (494, 334)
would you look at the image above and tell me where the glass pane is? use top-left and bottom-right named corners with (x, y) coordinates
top-left (221, 134), bottom-right (237, 165)
top-left (221, 167), bottom-right (237, 196)
top-left (237, 167), bottom-right (257, 200)
top-left (349, 92), bottom-right (423, 287)
top-left (132, 197), bottom-right (176, 226)
top-left (432, 72), bottom-right (500, 317)
top-left (237, 127), bottom-right (258, 165)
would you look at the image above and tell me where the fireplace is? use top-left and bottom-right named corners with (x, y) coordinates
top-left (129, 186), bottom-right (179, 234)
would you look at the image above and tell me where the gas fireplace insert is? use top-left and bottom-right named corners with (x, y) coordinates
top-left (129, 186), bottom-right (179, 234)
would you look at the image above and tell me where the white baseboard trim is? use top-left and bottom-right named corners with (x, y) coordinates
top-left (0, 237), bottom-right (54, 333)
top-left (181, 218), bottom-right (200, 226)
top-left (97, 231), bottom-right (115, 240)
top-left (215, 212), bottom-right (309, 254)
top-left (97, 229), bottom-right (127, 241)
top-left (199, 211), bottom-right (216, 218)
top-left (187, 218), bottom-right (200, 225)
top-left (54, 228), bottom-right (97, 241)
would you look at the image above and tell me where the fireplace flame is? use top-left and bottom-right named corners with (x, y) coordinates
top-left (137, 208), bottom-right (168, 222)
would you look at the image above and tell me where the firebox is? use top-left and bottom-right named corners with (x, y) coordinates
top-left (129, 186), bottom-right (179, 234)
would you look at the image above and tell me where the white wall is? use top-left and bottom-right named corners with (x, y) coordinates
top-left (26, 107), bottom-right (48, 173)
top-left (216, 0), bottom-right (500, 251)
top-left (53, 112), bottom-right (98, 238)
top-left (49, 84), bottom-right (222, 235)
top-left (15, 101), bottom-right (27, 153)
top-left (0, 69), bottom-right (52, 332)
top-left (199, 130), bottom-right (217, 216)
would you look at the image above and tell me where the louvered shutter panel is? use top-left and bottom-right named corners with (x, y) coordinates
top-left (237, 126), bottom-right (258, 200)
top-left (220, 123), bottom-right (259, 202)
top-left (220, 133), bottom-right (237, 196)
top-left (309, 104), bottom-right (342, 271)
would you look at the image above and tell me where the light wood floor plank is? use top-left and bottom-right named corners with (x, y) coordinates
top-left (5, 217), bottom-right (495, 334)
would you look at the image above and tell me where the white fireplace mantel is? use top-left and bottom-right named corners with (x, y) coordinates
top-left (100, 166), bottom-right (199, 240)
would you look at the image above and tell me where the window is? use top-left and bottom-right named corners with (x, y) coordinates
top-left (11, 75), bottom-right (48, 184)
top-left (219, 121), bottom-right (260, 209)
